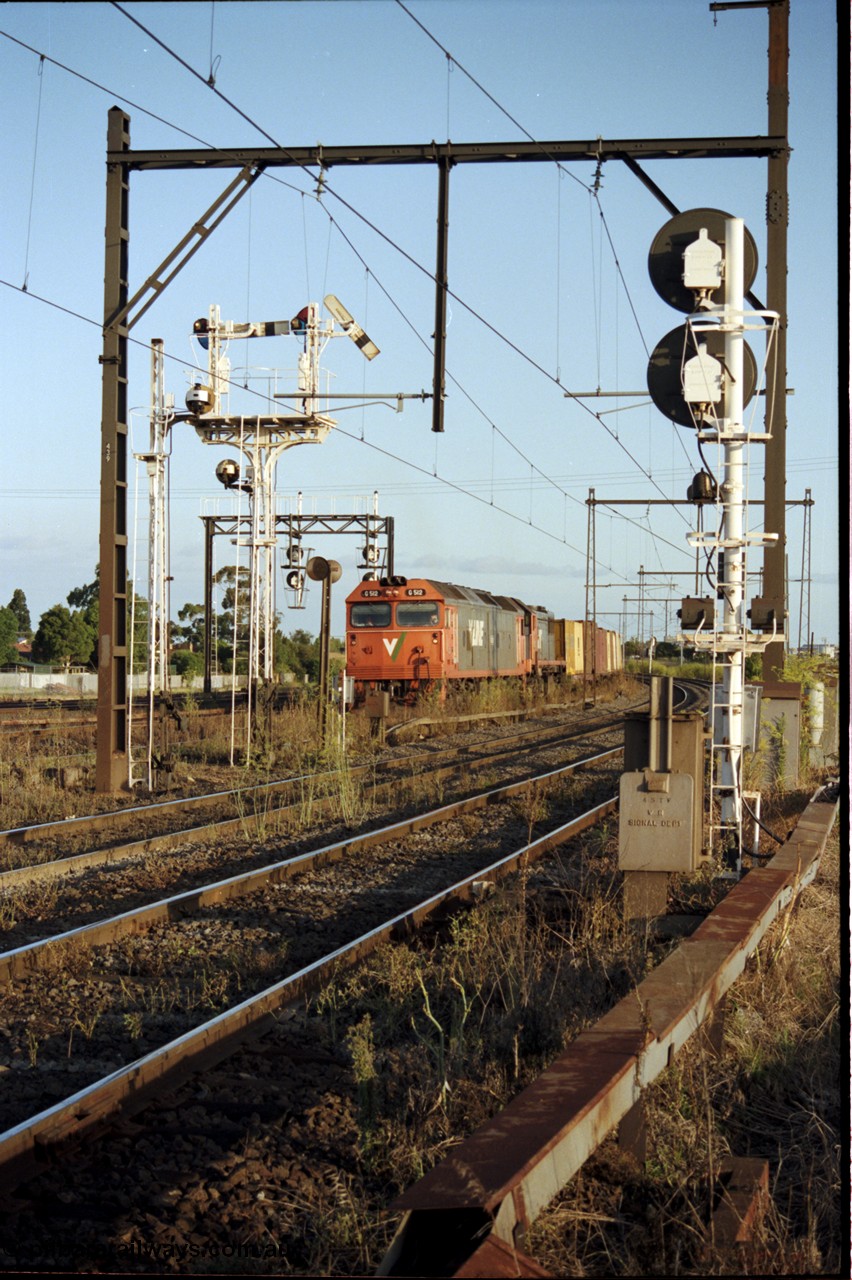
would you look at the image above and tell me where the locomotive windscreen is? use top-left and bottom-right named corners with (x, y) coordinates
top-left (397, 602), bottom-right (441, 626)
top-left (351, 602), bottom-right (392, 627)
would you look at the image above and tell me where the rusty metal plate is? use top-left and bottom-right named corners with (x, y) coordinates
top-left (393, 1034), bottom-right (640, 1215)
top-left (618, 771), bottom-right (695, 871)
top-left (454, 1236), bottom-right (553, 1277)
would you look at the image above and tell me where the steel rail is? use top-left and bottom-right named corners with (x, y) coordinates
top-left (0, 795), bottom-right (619, 1190)
top-left (384, 696), bottom-right (643, 745)
top-left (0, 699), bottom-right (636, 855)
top-left (377, 784), bottom-right (840, 1278)
top-left (0, 749), bottom-right (621, 982)
top-left (0, 722), bottom-right (624, 891)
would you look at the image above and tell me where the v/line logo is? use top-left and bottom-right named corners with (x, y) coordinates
top-left (382, 633), bottom-right (407, 660)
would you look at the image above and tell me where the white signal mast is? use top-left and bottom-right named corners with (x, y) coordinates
top-left (677, 218), bottom-right (781, 870)
top-left (131, 338), bottom-right (175, 790)
top-left (184, 296), bottom-right (379, 758)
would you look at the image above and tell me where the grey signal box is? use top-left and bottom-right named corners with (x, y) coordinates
top-left (619, 770), bottom-right (696, 872)
top-left (619, 704), bottom-right (706, 873)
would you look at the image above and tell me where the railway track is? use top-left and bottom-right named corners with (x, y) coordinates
top-left (0, 680), bottom-right (718, 1265)
top-left (0, 694), bottom-right (654, 1182)
top-left (0, 694), bottom-right (650, 872)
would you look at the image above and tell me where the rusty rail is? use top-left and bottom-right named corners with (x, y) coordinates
top-left (377, 783), bottom-right (839, 1278)
top-left (0, 795), bottom-right (618, 1191)
top-left (0, 716), bottom-right (621, 871)
top-left (0, 749), bottom-right (619, 982)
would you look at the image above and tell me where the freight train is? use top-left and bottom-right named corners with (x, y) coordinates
top-left (344, 575), bottom-right (623, 704)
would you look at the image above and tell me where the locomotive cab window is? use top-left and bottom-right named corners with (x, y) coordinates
top-left (351, 602), bottom-right (392, 627)
top-left (396, 602), bottom-right (440, 627)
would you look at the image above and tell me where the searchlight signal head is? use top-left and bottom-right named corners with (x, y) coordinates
top-left (193, 317), bottom-right (210, 349)
top-left (324, 294), bottom-right (380, 360)
top-left (215, 458), bottom-right (241, 489)
top-left (186, 383), bottom-right (214, 415)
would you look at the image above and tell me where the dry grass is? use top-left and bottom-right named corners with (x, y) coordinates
top-left (528, 824), bottom-right (843, 1277)
top-left (312, 832), bottom-right (656, 1198)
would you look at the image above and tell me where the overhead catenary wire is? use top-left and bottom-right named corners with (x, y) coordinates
top-left (6, 13), bottom-right (709, 583)
top-left (2, 18), bottom-right (682, 546)
top-left (395, 0), bottom-right (698, 514)
top-left (0, 262), bottom-right (684, 572)
top-left (0, 275), bottom-right (628, 579)
top-left (323, 212), bottom-right (692, 559)
top-left (6, 15), bottom-right (693, 579)
top-left (395, 0), bottom-right (592, 194)
top-left (105, 1), bottom-right (696, 524)
top-left (22, 53), bottom-right (46, 292)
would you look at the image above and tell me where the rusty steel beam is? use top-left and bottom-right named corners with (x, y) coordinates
top-left (377, 786), bottom-right (838, 1277)
top-left (705, 1156), bottom-right (770, 1255)
top-left (96, 107), bottom-right (131, 794)
top-left (112, 137), bottom-right (787, 171)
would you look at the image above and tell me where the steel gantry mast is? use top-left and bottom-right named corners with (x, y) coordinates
top-left (97, 5), bottom-right (788, 789)
top-left (182, 298), bottom-right (379, 761)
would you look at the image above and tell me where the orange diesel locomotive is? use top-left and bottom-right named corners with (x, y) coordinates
top-left (344, 576), bottom-right (622, 703)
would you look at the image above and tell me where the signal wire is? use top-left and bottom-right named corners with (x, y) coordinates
top-left (3, 19), bottom-right (694, 570)
top-left (4, 14), bottom-right (693, 523)
top-left (22, 54), bottom-right (45, 292)
top-left (106, 1), bottom-right (691, 518)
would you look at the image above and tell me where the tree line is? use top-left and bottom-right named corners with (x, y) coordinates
top-left (1, 569), bottom-right (339, 683)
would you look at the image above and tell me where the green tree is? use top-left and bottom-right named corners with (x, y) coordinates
top-left (0, 607), bottom-right (21, 665)
top-left (174, 602), bottom-right (205, 651)
top-left (213, 565), bottom-right (250, 644)
top-left (277, 628), bottom-right (318, 681)
top-left (67, 610), bottom-right (96, 667)
top-left (64, 571), bottom-right (100, 665)
top-left (172, 649), bottom-right (204, 681)
top-left (67, 570), bottom-right (99, 612)
top-left (32, 605), bottom-right (73, 667)
top-left (31, 605), bottom-right (95, 669)
top-left (6, 589), bottom-right (31, 638)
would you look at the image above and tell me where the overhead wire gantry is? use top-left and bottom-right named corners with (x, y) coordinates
top-left (96, 0), bottom-right (790, 791)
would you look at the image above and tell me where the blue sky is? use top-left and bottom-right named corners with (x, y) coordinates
top-left (0, 0), bottom-right (839, 643)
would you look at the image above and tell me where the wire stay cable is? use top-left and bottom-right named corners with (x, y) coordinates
top-left (4, 13), bottom-right (699, 578)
